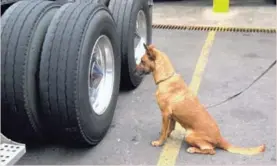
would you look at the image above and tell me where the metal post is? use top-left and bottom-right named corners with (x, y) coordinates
top-left (213, 0), bottom-right (229, 13)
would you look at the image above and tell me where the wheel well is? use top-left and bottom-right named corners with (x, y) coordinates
top-left (1, 3), bottom-right (12, 15)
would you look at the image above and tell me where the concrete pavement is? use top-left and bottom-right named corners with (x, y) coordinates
top-left (17, 29), bottom-right (276, 165)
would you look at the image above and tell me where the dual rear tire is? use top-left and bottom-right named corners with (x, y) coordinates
top-left (1, 0), bottom-right (152, 146)
top-left (1, 0), bottom-right (61, 143)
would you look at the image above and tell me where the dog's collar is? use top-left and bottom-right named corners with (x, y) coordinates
top-left (156, 72), bottom-right (176, 85)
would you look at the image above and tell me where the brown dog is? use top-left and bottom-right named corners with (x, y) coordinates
top-left (135, 44), bottom-right (265, 155)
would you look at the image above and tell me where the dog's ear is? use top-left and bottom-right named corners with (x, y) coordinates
top-left (143, 43), bottom-right (156, 61)
top-left (148, 44), bottom-right (155, 50)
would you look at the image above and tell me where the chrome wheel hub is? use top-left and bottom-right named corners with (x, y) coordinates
top-left (88, 35), bottom-right (115, 115)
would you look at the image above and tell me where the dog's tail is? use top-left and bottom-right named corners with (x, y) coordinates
top-left (217, 137), bottom-right (265, 155)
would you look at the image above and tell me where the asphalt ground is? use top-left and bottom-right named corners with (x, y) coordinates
top-left (17, 29), bottom-right (276, 165)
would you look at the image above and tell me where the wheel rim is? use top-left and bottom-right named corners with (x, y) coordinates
top-left (88, 35), bottom-right (115, 115)
top-left (134, 10), bottom-right (147, 65)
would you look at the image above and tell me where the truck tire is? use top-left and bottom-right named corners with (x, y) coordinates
top-left (77, 0), bottom-right (110, 5)
top-left (59, 0), bottom-right (110, 5)
top-left (108, 0), bottom-right (152, 90)
top-left (39, 1), bottom-right (121, 146)
top-left (1, 0), bottom-right (61, 143)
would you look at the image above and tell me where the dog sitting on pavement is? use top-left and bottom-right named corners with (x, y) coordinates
top-left (134, 44), bottom-right (265, 155)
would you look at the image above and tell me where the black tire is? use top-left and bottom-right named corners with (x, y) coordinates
top-left (100, 0), bottom-right (110, 5)
top-left (39, 1), bottom-right (121, 146)
top-left (1, 0), bottom-right (61, 143)
top-left (79, 0), bottom-right (111, 5)
top-left (65, 0), bottom-right (110, 5)
top-left (108, 0), bottom-right (152, 90)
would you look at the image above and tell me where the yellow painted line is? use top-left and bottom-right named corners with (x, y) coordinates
top-left (190, 31), bottom-right (216, 95)
top-left (213, 0), bottom-right (229, 13)
top-left (156, 31), bottom-right (217, 166)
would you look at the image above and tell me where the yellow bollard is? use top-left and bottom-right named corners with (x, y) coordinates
top-left (213, 0), bottom-right (229, 13)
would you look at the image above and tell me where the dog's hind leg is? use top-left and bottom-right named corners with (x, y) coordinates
top-left (186, 147), bottom-right (216, 155)
top-left (185, 133), bottom-right (216, 155)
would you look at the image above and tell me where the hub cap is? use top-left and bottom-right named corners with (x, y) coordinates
top-left (88, 35), bottom-right (115, 115)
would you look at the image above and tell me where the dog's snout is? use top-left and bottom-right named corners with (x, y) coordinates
top-left (133, 65), bottom-right (140, 73)
top-left (133, 65), bottom-right (145, 77)
top-left (136, 64), bottom-right (141, 69)
top-left (135, 64), bottom-right (143, 72)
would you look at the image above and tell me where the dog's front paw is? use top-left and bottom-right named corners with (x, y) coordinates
top-left (151, 140), bottom-right (163, 147)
